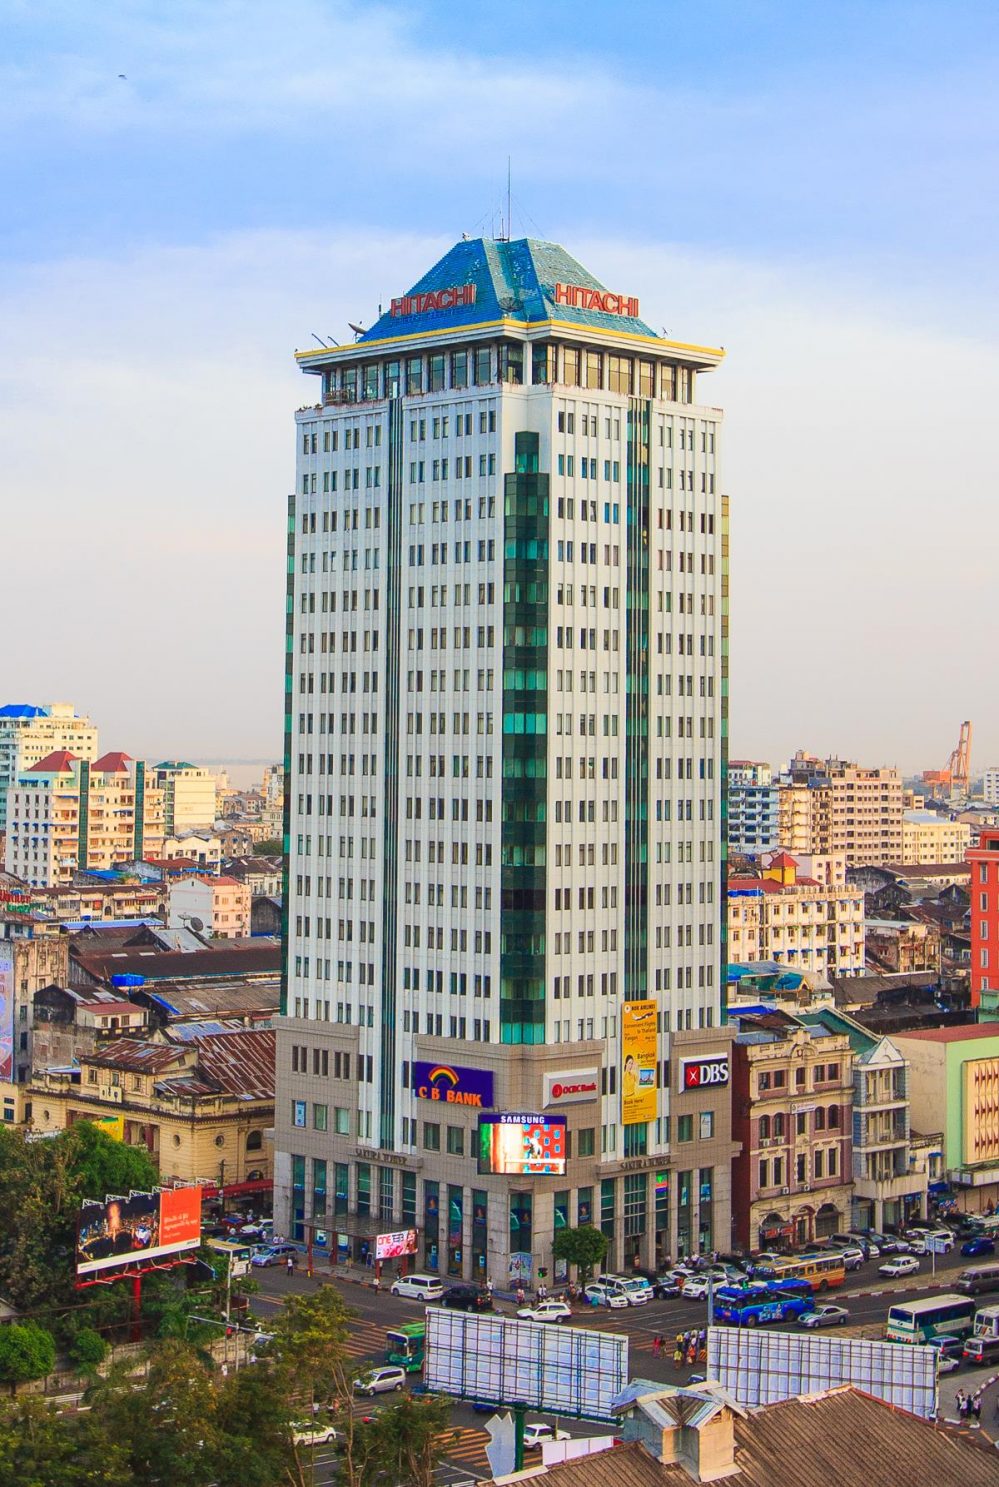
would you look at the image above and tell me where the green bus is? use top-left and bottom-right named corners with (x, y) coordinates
top-left (386, 1322), bottom-right (425, 1372)
top-left (885, 1294), bottom-right (976, 1345)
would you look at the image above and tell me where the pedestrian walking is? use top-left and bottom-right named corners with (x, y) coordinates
top-left (486, 1277), bottom-right (494, 1296)
top-left (957, 1390), bottom-right (968, 1421)
top-left (673, 1338), bottom-right (684, 1369)
top-left (516, 1286), bottom-right (525, 1307)
top-left (687, 1336), bottom-right (697, 1366)
top-left (372, 1274), bottom-right (381, 1295)
top-left (286, 1254), bottom-right (294, 1276)
top-left (652, 1334), bottom-right (662, 1358)
top-left (973, 1392), bottom-right (983, 1423)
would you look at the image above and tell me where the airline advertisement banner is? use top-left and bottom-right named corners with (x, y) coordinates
top-left (621, 1000), bottom-right (658, 1124)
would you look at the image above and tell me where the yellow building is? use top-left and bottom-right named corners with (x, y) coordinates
top-left (728, 851), bottom-right (865, 976)
top-left (28, 1030), bottom-right (274, 1196)
top-left (900, 810), bottom-right (972, 866)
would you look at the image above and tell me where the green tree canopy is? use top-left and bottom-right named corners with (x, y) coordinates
top-left (553, 1224), bottom-right (608, 1284)
top-left (0, 1321), bottom-right (56, 1384)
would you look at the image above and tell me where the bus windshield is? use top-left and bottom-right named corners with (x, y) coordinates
top-left (885, 1295), bottom-right (975, 1343)
top-left (386, 1323), bottom-right (425, 1371)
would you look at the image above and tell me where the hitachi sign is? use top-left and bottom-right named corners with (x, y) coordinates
top-left (390, 284), bottom-right (477, 317)
top-left (554, 282), bottom-right (640, 317)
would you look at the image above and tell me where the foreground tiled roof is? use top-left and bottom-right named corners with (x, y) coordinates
top-left (72, 944), bottom-right (281, 985)
top-left (28, 749), bottom-right (79, 772)
top-left (512, 1387), bottom-right (999, 1486)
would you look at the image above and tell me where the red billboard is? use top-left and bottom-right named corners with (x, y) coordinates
top-left (76, 1186), bottom-right (202, 1276)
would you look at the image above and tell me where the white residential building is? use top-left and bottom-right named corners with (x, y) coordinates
top-left (274, 237), bottom-right (734, 1280)
top-left (0, 704), bottom-right (98, 833)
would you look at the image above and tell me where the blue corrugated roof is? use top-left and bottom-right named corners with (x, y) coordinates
top-left (0, 704), bottom-right (47, 719)
top-left (356, 237), bottom-right (659, 346)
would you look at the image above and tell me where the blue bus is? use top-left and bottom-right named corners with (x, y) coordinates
top-left (713, 1280), bottom-right (815, 1326)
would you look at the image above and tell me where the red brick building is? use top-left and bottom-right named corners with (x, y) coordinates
top-left (968, 828), bottom-right (999, 1013)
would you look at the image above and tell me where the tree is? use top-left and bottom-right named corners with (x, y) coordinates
top-left (0, 1322), bottom-right (56, 1385)
top-left (266, 1284), bottom-right (352, 1407)
top-left (365, 1393), bottom-right (453, 1487)
top-left (68, 1326), bottom-right (108, 1374)
top-left (253, 839), bottom-right (283, 857)
top-left (553, 1225), bottom-right (608, 1285)
top-left (0, 1394), bottom-right (133, 1487)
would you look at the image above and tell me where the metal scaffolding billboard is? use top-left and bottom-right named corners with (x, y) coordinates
top-left (707, 1326), bottom-right (938, 1420)
top-left (425, 1310), bottom-right (628, 1421)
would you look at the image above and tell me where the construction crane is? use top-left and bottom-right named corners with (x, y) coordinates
top-left (922, 720), bottom-right (972, 801)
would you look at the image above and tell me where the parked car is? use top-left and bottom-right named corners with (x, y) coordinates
top-left (607, 1277), bottom-right (654, 1305)
top-left (523, 1423), bottom-right (571, 1451)
top-left (961, 1237), bottom-right (996, 1258)
top-left (390, 1274), bottom-right (445, 1302)
top-left (517, 1300), bottom-right (572, 1324)
top-left (238, 1219), bottom-right (273, 1242)
top-left (251, 1243), bottom-right (298, 1267)
top-left (441, 1284), bottom-right (493, 1312)
top-left (845, 1233), bottom-right (880, 1259)
top-left (927, 1336), bottom-right (964, 1374)
top-left (799, 1304), bottom-right (849, 1329)
top-left (830, 1245), bottom-right (864, 1272)
top-left (652, 1273), bottom-right (684, 1298)
top-left (865, 1231), bottom-right (910, 1255)
top-left (353, 1367), bottom-right (407, 1396)
top-left (292, 1422), bottom-right (338, 1446)
top-left (963, 1335), bottom-right (999, 1368)
top-left (879, 1255), bottom-right (920, 1278)
top-left (681, 1276), bottom-right (711, 1300)
top-left (583, 1282), bottom-right (629, 1309)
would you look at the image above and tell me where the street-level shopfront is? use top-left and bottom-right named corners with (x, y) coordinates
top-left (288, 1153), bottom-right (727, 1281)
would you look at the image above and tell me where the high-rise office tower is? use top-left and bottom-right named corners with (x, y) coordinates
top-left (275, 239), bottom-right (735, 1281)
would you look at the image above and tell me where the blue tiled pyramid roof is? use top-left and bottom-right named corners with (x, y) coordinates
top-left (357, 237), bottom-right (658, 345)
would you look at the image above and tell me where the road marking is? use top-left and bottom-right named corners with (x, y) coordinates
top-left (440, 1424), bottom-right (490, 1474)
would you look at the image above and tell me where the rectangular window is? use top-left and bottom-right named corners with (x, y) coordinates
top-left (292, 1099), bottom-right (307, 1128)
top-left (424, 1121), bottom-right (441, 1151)
top-left (677, 1113), bottom-right (694, 1142)
top-left (446, 1125), bottom-right (465, 1155)
top-left (356, 1162), bottom-right (371, 1217)
top-left (313, 1103), bottom-right (328, 1131)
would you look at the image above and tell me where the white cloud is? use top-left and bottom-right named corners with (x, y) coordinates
top-left (1, 221), bottom-right (996, 771)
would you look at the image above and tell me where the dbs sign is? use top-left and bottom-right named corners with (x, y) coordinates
top-left (679, 1054), bottom-right (730, 1091)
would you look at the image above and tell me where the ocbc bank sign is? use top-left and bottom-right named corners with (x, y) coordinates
top-left (543, 1069), bottom-right (599, 1108)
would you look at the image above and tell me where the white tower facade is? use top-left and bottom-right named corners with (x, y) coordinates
top-left (274, 239), bottom-right (735, 1282)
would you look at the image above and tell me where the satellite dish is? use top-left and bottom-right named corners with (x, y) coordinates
top-left (189, 917), bottom-right (204, 934)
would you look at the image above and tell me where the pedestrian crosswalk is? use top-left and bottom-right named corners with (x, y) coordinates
top-left (440, 1424), bottom-right (490, 1476)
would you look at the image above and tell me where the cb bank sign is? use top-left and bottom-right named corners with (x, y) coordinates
top-left (413, 1061), bottom-right (494, 1109)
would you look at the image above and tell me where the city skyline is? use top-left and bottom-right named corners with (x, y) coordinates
top-left (3, 1), bottom-right (997, 769)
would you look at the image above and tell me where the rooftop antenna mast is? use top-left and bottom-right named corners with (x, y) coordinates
top-left (507, 156), bottom-right (512, 241)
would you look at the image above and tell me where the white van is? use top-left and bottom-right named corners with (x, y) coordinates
top-left (609, 1276), bottom-right (654, 1306)
top-left (390, 1273), bottom-right (445, 1301)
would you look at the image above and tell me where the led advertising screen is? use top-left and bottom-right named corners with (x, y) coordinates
top-left (477, 1113), bottom-right (566, 1176)
top-left (375, 1228), bottom-right (418, 1261)
top-left (76, 1186), bottom-right (202, 1276)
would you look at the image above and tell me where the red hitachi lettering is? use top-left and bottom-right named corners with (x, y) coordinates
top-left (390, 284), bottom-right (476, 317)
top-left (553, 282), bottom-right (639, 317)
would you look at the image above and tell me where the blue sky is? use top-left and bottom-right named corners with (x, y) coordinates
top-left (2, 1), bottom-right (997, 768)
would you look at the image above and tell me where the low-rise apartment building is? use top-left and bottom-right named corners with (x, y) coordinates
top-left (728, 852), bottom-right (865, 977)
top-left (900, 810), bottom-right (972, 866)
top-left (727, 760), bottom-right (780, 854)
top-left (893, 1023), bottom-right (999, 1212)
top-left (167, 875), bottom-right (251, 939)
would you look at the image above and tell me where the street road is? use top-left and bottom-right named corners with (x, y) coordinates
top-left (249, 1246), bottom-right (996, 1482)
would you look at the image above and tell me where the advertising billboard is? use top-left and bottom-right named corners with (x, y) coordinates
top-left (76, 1186), bottom-right (202, 1276)
top-left (707, 1325), bottom-right (937, 1421)
top-left (543, 1069), bottom-right (598, 1108)
top-left (425, 1310), bottom-right (628, 1421)
top-left (679, 1053), bottom-right (730, 1092)
top-left (477, 1113), bottom-right (567, 1175)
top-left (412, 1061), bottom-right (494, 1109)
top-left (621, 1000), bottom-right (657, 1124)
top-left (0, 940), bottom-right (14, 1083)
top-left (375, 1228), bottom-right (418, 1261)
top-left (964, 1057), bottom-right (999, 1165)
